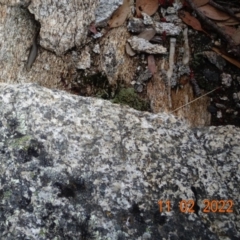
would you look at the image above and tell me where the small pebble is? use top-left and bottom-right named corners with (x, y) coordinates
top-left (220, 96), bottom-right (228, 101)
top-left (217, 111), bottom-right (222, 118)
top-left (215, 103), bottom-right (226, 109)
top-left (221, 73), bottom-right (232, 87)
top-left (134, 84), bottom-right (143, 93)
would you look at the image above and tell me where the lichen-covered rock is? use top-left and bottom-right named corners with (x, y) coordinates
top-left (154, 22), bottom-right (182, 35)
top-left (127, 18), bottom-right (146, 33)
top-left (127, 18), bottom-right (182, 36)
top-left (28, 0), bottom-right (97, 55)
top-left (99, 27), bottom-right (136, 85)
top-left (128, 36), bottom-right (167, 54)
top-left (0, 83), bottom-right (239, 240)
top-left (72, 47), bottom-right (91, 70)
top-left (95, 0), bottom-right (123, 27)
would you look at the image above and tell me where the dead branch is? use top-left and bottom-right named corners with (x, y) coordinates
top-left (209, 0), bottom-right (240, 22)
top-left (185, 0), bottom-right (240, 57)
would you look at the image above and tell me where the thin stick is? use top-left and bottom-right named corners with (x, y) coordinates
top-left (171, 87), bottom-right (221, 113)
top-left (185, 0), bottom-right (240, 55)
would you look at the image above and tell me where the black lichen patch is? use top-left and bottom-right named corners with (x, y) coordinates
top-left (19, 196), bottom-right (31, 209)
top-left (53, 177), bottom-right (87, 199)
top-left (14, 139), bottom-right (46, 163)
top-left (15, 148), bottom-right (32, 163)
top-left (38, 172), bottom-right (51, 187)
top-left (69, 177), bottom-right (86, 192)
top-left (76, 215), bottom-right (95, 240)
top-left (27, 139), bottom-right (43, 157)
top-left (117, 232), bottom-right (126, 240)
top-left (53, 182), bottom-right (76, 198)
top-left (8, 118), bottom-right (19, 132)
top-left (191, 186), bottom-right (200, 216)
top-left (129, 202), bottom-right (145, 223)
top-left (154, 210), bottom-right (167, 226)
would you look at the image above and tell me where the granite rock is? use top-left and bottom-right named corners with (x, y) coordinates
top-left (28, 0), bottom-right (97, 55)
top-left (0, 83), bottom-right (239, 239)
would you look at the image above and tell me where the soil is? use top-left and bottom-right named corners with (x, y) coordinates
top-left (189, 22), bottom-right (240, 126)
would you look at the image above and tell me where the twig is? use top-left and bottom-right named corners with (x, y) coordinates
top-left (215, 1), bottom-right (240, 9)
top-left (185, 0), bottom-right (240, 56)
top-left (171, 87), bottom-right (221, 113)
top-left (209, 0), bottom-right (240, 22)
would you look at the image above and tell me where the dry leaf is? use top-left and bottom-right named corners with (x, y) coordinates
top-left (198, 4), bottom-right (230, 21)
top-left (232, 28), bottom-right (240, 45)
top-left (216, 19), bottom-right (240, 26)
top-left (108, 0), bottom-right (130, 28)
top-left (138, 29), bottom-right (156, 41)
top-left (192, 0), bottom-right (209, 7)
top-left (89, 22), bottom-right (98, 34)
top-left (136, 0), bottom-right (159, 18)
top-left (148, 55), bottom-right (157, 74)
top-left (212, 47), bottom-right (240, 68)
top-left (125, 43), bottom-right (136, 56)
top-left (179, 10), bottom-right (208, 35)
top-left (217, 13), bottom-right (240, 26)
top-left (218, 25), bottom-right (240, 45)
top-left (219, 25), bottom-right (236, 36)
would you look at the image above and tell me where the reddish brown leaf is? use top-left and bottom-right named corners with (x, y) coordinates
top-left (108, 0), bottom-right (130, 28)
top-left (148, 55), bottom-right (157, 74)
top-left (178, 10), bottom-right (208, 35)
top-left (136, 0), bottom-right (159, 18)
top-left (198, 4), bottom-right (230, 21)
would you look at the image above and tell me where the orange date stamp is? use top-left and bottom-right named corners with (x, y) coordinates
top-left (158, 200), bottom-right (234, 213)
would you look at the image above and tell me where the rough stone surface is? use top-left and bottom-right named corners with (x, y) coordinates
top-left (72, 47), bottom-right (91, 70)
top-left (127, 18), bottom-right (146, 33)
top-left (99, 27), bottom-right (136, 85)
top-left (0, 3), bottom-right (76, 88)
top-left (0, 83), bottom-right (239, 240)
top-left (128, 36), bottom-right (167, 54)
top-left (95, 0), bottom-right (123, 26)
top-left (28, 0), bottom-right (97, 55)
top-left (154, 22), bottom-right (182, 35)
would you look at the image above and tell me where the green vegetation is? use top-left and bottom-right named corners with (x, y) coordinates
top-left (112, 87), bottom-right (149, 111)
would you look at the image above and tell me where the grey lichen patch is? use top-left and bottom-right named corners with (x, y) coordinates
top-left (8, 135), bottom-right (32, 150)
top-left (112, 87), bottom-right (150, 111)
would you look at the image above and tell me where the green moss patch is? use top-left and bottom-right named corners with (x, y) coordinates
top-left (112, 87), bottom-right (149, 111)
